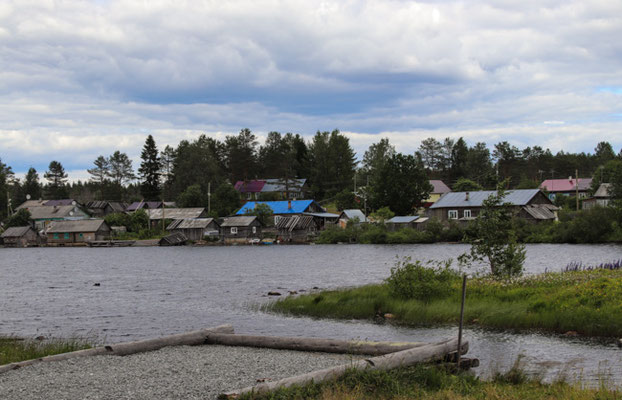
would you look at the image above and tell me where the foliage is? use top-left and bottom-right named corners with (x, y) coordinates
top-left (130, 209), bottom-right (149, 232)
top-left (243, 203), bottom-right (273, 226)
top-left (212, 183), bottom-right (241, 217)
top-left (307, 129), bottom-right (356, 199)
top-left (22, 167), bottom-right (42, 201)
top-left (4, 208), bottom-right (31, 228)
top-left (369, 206), bottom-right (394, 223)
top-left (87, 155), bottom-right (109, 185)
top-left (270, 267), bottom-right (622, 337)
top-left (361, 137), bottom-right (395, 186)
top-left (44, 160), bottom-right (69, 199)
top-left (226, 128), bottom-right (258, 183)
top-left (1, 336), bottom-right (92, 366)
top-left (104, 212), bottom-right (132, 229)
top-left (177, 184), bottom-right (204, 208)
top-left (452, 178), bottom-right (483, 192)
top-left (459, 187), bottom-right (526, 277)
top-left (138, 134), bottom-right (161, 200)
top-left (107, 151), bottom-right (136, 186)
top-left (386, 259), bottom-right (459, 302)
top-left (370, 153), bottom-right (432, 215)
top-left (335, 189), bottom-right (357, 210)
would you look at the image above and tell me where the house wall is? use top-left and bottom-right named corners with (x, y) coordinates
top-left (222, 223), bottom-right (262, 239)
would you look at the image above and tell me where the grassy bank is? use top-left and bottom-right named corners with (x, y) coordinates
top-left (0, 336), bottom-right (92, 365)
top-left (268, 267), bottom-right (622, 337)
top-left (238, 363), bottom-right (619, 400)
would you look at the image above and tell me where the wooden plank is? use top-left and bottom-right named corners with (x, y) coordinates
top-left (219, 337), bottom-right (468, 399)
top-left (205, 332), bottom-right (428, 356)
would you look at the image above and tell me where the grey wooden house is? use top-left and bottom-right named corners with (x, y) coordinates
top-left (1, 226), bottom-right (41, 247)
top-left (275, 215), bottom-right (320, 243)
top-left (166, 218), bottom-right (220, 241)
top-left (46, 220), bottom-right (111, 245)
top-left (220, 216), bottom-right (262, 243)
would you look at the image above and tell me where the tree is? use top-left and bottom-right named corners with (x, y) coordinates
top-left (138, 135), bottom-right (161, 200)
top-left (107, 151), bottom-right (136, 186)
top-left (225, 128), bottom-right (258, 183)
top-left (417, 138), bottom-right (442, 171)
top-left (362, 138), bottom-right (396, 184)
top-left (370, 153), bottom-right (432, 215)
top-left (87, 156), bottom-right (110, 185)
top-left (452, 178), bottom-right (483, 192)
top-left (243, 203), bottom-right (273, 226)
top-left (465, 142), bottom-right (495, 186)
top-left (0, 158), bottom-right (14, 220)
top-left (44, 161), bottom-right (69, 199)
top-left (160, 145), bottom-right (176, 201)
top-left (212, 183), bottom-right (240, 217)
top-left (177, 184), bottom-right (204, 208)
top-left (22, 167), bottom-right (42, 201)
top-left (369, 206), bottom-right (394, 223)
top-left (335, 189), bottom-right (358, 210)
top-left (595, 141), bottom-right (616, 166)
top-left (459, 186), bottom-right (526, 277)
top-left (4, 208), bottom-right (31, 228)
top-left (308, 130), bottom-right (356, 199)
top-left (449, 138), bottom-right (469, 183)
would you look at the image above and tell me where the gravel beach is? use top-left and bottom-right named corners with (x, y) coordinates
top-left (0, 345), bottom-right (362, 400)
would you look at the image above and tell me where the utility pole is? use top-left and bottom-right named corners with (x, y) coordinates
top-left (575, 169), bottom-right (579, 211)
top-left (208, 182), bottom-right (211, 214)
top-left (364, 176), bottom-right (369, 216)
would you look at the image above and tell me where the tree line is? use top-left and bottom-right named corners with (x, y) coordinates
top-left (1, 130), bottom-right (621, 221)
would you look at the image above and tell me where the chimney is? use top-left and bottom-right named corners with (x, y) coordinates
top-left (465, 192), bottom-right (469, 201)
top-left (288, 199), bottom-right (292, 210)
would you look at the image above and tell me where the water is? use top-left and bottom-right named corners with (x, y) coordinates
top-left (1, 243), bottom-right (621, 385)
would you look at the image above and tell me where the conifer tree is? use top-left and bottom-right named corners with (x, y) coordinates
top-left (44, 161), bottom-right (69, 199)
top-left (138, 135), bottom-right (161, 200)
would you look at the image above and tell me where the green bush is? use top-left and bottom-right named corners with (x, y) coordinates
top-left (385, 259), bottom-right (459, 302)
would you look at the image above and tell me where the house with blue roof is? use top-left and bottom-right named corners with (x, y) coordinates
top-left (428, 189), bottom-right (557, 224)
top-left (236, 200), bottom-right (338, 227)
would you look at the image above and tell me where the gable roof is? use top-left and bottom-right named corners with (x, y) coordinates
top-left (430, 180), bottom-right (451, 194)
top-left (339, 209), bottom-right (367, 222)
top-left (86, 201), bottom-right (127, 212)
top-left (522, 205), bottom-right (556, 220)
top-left (594, 183), bottom-right (611, 198)
top-left (220, 216), bottom-right (259, 227)
top-left (539, 178), bottom-right (592, 192)
top-left (387, 216), bottom-right (420, 223)
top-left (126, 201), bottom-right (163, 211)
top-left (166, 218), bottom-right (219, 230)
top-left (235, 200), bottom-right (320, 215)
top-left (27, 205), bottom-right (88, 220)
top-left (234, 179), bottom-right (307, 194)
top-left (275, 215), bottom-right (317, 230)
top-left (16, 200), bottom-right (47, 210)
top-left (234, 180), bottom-right (266, 193)
top-left (47, 220), bottom-right (108, 233)
top-left (147, 208), bottom-right (206, 220)
top-left (1, 226), bottom-right (34, 238)
top-left (430, 189), bottom-right (544, 209)
top-left (44, 199), bottom-right (78, 207)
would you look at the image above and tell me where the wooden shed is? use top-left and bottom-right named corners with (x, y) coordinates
top-left (220, 216), bottom-right (262, 244)
top-left (1, 226), bottom-right (41, 247)
top-left (276, 215), bottom-right (320, 243)
top-left (166, 218), bottom-right (220, 241)
top-left (46, 220), bottom-right (111, 245)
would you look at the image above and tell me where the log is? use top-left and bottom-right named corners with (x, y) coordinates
top-left (0, 324), bottom-right (234, 374)
top-left (205, 332), bottom-right (428, 356)
top-left (104, 324), bottom-right (234, 356)
top-left (219, 337), bottom-right (468, 399)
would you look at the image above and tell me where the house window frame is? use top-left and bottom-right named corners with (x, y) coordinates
top-left (246, 192), bottom-right (251, 200)
top-left (448, 210), bottom-right (458, 220)
top-left (463, 210), bottom-right (472, 219)
top-left (231, 227), bottom-right (238, 235)
top-left (252, 226), bottom-right (257, 234)
top-left (64, 232), bottom-right (70, 239)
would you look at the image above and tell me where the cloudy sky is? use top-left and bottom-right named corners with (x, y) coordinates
top-left (1, 0), bottom-right (621, 180)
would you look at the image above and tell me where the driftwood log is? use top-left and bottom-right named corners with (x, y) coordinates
top-left (0, 324), bottom-right (234, 374)
top-left (205, 332), bottom-right (428, 356)
top-left (219, 337), bottom-right (468, 399)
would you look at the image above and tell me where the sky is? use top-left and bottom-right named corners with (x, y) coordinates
top-left (1, 0), bottom-right (622, 181)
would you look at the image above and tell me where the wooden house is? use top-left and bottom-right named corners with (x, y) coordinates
top-left (25, 205), bottom-right (90, 230)
top-left (583, 183), bottom-right (612, 210)
top-left (126, 201), bottom-right (163, 212)
top-left (1, 226), bottom-right (41, 247)
top-left (220, 216), bottom-right (262, 243)
top-left (86, 201), bottom-right (127, 217)
top-left (337, 209), bottom-right (367, 228)
top-left (146, 208), bottom-right (207, 229)
top-left (234, 179), bottom-right (308, 200)
top-left (385, 216), bottom-right (420, 232)
top-left (235, 199), bottom-right (332, 227)
top-left (422, 180), bottom-right (451, 208)
top-left (275, 215), bottom-right (320, 242)
top-left (46, 220), bottom-right (111, 245)
top-left (539, 178), bottom-right (592, 200)
top-left (166, 218), bottom-right (220, 241)
top-left (428, 189), bottom-right (557, 224)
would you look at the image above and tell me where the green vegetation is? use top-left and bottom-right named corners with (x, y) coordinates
top-left (238, 363), bottom-right (618, 400)
top-left (0, 336), bottom-right (92, 365)
top-left (268, 264), bottom-right (622, 337)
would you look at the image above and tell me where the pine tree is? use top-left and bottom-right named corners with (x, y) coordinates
top-left (44, 161), bottom-right (69, 199)
top-left (23, 167), bottom-right (42, 200)
top-left (138, 135), bottom-right (161, 200)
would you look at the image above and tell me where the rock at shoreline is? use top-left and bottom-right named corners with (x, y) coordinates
top-left (267, 291), bottom-right (282, 296)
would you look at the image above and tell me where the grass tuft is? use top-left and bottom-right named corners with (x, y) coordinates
top-left (0, 336), bottom-right (93, 365)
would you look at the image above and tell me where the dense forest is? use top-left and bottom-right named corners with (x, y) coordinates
top-left (1, 129), bottom-right (622, 221)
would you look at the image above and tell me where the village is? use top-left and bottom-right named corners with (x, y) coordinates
top-left (1, 175), bottom-right (610, 248)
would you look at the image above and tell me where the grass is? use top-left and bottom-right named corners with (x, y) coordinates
top-left (0, 336), bottom-right (93, 365)
top-left (237, 363), bottom-right (620, 400)
top-left (267, 268), bottom-right (622, 337)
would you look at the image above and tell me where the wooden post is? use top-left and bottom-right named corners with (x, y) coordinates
top-left (457, 274), bottom-right (467, 366)
top-left (575, 169), bottom-right (579, 211)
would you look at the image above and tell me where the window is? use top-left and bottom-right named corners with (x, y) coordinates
top-left (252, 226), bottom-right (257, 234)
top-left (79, 233), bottom-right (83, 238)
top-left (53, 233), bottom-right (59, 239)
top-left (231, 227), bottom-right (238, 234)
top-left (246, 192), bottom-right (251, 200)
top-left (64, 233), bottom-right (70, 239)
top-left (463, 210), bottom-right (472, 219)
top-left (448, 210), bottom-right (458, 220)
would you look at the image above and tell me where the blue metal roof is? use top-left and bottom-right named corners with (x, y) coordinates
top-left (430, 189), bottom-right (542, 209)
top-left (236, 200), bottom-right (316, 215)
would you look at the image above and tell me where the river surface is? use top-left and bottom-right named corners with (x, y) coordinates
top-left (1, 243), bottom-right (622, 386)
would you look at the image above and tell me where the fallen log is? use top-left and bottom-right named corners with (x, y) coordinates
top-left (219, 337), bottom-right (468, 399)
top-left (0, 324), bottom-right (234, 374)
top-left (205, 332), bottom-right (427, 356)
top-left (104, 324), bottom-right (234, 356)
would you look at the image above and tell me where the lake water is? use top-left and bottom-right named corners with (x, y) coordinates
top-left (1, 243), bottom-right (622, 385)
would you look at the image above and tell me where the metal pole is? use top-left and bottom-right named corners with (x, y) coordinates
top-left (457, 274), bottom-right (467, 367)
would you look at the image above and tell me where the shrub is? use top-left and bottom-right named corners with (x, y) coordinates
top-left (385, 258), bottom-right (459, 302)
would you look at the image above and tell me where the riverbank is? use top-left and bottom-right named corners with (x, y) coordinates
top-left (0, 336), bottom-right (91, 365)
top-left (268, 266), bottom-right (622, 338)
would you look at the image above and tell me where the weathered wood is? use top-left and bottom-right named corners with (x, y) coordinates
top-left (205, 332), bottom-right (428, 356)
top-left (219, 337), bottom-right (468, 399)
top-left (104, 324), bottom-right (234, 356)
top-left (0, 324), bottom-right (234, 374)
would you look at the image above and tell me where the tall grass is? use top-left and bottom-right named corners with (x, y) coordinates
top-left (267, 266), bottom-right (622, 337)
top-left (0, 336), bottom-right (93, 365)
top-left (237, 363), bottom-right (619, 400)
